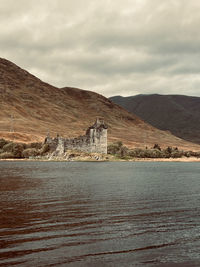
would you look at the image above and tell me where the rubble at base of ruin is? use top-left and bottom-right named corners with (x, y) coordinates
top-left (45, 118), bottom-right (108, 154)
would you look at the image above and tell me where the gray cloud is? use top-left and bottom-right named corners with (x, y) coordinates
top-left (1, 0), bottom-right (200, 97)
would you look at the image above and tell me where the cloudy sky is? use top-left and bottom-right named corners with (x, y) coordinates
top-left (1, 0), bottom-right (200, 97)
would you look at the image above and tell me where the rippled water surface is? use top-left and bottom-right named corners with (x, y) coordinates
top-left (0, 161), bottom-right (200, 267)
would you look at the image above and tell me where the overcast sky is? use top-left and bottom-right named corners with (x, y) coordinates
top-left (1, 0), bottom-right (200, 97)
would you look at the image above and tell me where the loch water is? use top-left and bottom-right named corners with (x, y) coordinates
top-left (0, 161), bottom-right (200, 267)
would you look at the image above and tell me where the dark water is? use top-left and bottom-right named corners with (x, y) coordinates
top-left (0, 162), bottom-right (200, 267)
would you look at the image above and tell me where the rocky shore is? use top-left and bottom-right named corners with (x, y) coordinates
top-left (1, 154), bottom-right (200, 162)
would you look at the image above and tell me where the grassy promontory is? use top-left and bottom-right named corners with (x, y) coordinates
top-left (0, 138), bottom-right (200, 161)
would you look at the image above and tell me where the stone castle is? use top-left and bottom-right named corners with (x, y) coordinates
top-left (45, 118), bottom-right (108, 154)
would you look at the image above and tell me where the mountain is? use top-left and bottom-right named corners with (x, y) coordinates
top-left (110, 94), bottom-right (200, 145)
top-left (0, 58), bottom-right (200, 151)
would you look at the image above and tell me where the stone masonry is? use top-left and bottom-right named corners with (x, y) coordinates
top-left (45, 118), bottom-right (108, 154)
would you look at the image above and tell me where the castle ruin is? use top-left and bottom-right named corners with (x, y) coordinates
top-left (45, 118), bottom-right (108, 154)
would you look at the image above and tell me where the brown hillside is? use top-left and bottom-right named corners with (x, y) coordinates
top-left (0, 58), bottom-right (200, 151)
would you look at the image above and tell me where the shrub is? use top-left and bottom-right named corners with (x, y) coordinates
top-left (183, 151), bottom-right (200, 158)
top-left (0, 138), bottom-right (8, 149)
top-left (0, 152), bottom-right (15, 159)
top-left (129, 148), bottom-right (147, 158)
top-left (119, 146), bottom-right (129, 158)
top-left (2, 142), bottom-right (25, 158)
top-left (26, 142), bottom-right (42, 149)
top-left (128, 148), bottom-right (164, 158)
top-left (40, 144), bottom-right (50, 155)
top-left (128, 148), bottom-right (139, 158)
top-left (153, 144), bottom-right (161, 151)
top-left (171, 150), bottom-right (183, 158)
top-left (144, 149), bottom-right (163, 158)
top-left (3, 142), bottom-right (14, 152)
top-left (166, 146), bottom-right (172, 154)
top-left (12, 143), bottom-right (26, 158)
top-left (108, 143), bottom-right (122, 155)
top-left (22, 148), bottom-right (39, 158)
top-left (116, 141), bottom-right (123, 148)
top-left (108, 142), bottom-right (130, 158)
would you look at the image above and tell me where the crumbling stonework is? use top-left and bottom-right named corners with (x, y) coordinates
top-left (45, 118), bottom-right (108, 154)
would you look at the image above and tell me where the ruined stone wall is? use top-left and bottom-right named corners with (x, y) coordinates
top-left (88, 127), bottom-right (107, 154)
top-left (45, 119), bottom-right (108, 154)
top-left (44, 136), bottom-right (58, 151)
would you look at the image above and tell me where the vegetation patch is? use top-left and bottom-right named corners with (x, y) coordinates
top-left (0, 139), bottom-right (50, 159)
top-left (108, 142), bottom-right (200, 159)
top-left (0, 152), bottom-right (15, 159)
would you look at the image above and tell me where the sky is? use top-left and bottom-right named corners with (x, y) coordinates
top-left (1, 0), bottom-right (200, 97)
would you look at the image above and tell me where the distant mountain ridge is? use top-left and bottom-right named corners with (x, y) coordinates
top-left (110, 94), bottom-right (200, 144)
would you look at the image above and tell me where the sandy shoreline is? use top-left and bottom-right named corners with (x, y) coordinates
top-left (0, 157), bottom-right (200, 162)
top-left (132, 157), bottom-right (200, 162)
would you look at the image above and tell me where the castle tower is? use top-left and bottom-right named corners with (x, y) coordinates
top-left (86, 118), bottom-right (108, 154)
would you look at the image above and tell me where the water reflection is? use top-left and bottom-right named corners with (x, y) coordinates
top-left (0, 161), bottom-right (200, 266)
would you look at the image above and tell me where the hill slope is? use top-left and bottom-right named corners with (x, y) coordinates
top-left (110, 94), bottom-right (200, 144)
top-left (0, 58), bottom-right (199, 150)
